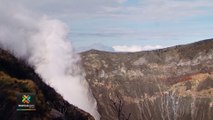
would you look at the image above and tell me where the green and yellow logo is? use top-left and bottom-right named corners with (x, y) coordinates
top-left (22, 95), bottom-right (31, 104)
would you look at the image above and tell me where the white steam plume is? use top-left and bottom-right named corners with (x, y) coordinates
top-left (0, 1), bottom-right (100, 119)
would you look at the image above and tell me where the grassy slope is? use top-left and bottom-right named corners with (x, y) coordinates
top-left (0, 48), bottom-right (94, 120)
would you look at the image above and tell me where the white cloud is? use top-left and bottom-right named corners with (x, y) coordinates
top-left (113, 45), bottom-right (143, 52)
top-left (103, 0), bottom-right (213, 21)
top-left (116, 0), bottom-right (127, 4)
top-left (143, 45), bottom-right (163, 50)
top-left (7, 0), bottom-right (213, 21)
top-left (113, 45), bottom-right (163, 52)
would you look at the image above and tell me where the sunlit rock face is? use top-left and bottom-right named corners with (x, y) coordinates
top-left (81, 39), bottom-right (213, 120)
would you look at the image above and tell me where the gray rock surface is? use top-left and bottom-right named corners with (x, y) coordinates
top-left (81, 39), bottom-right (213, 120)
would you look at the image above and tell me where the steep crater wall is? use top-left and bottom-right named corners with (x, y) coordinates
top-left (81, 39), bottom-right (213, 120)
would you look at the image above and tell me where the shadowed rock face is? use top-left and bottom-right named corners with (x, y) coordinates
top-left (0, 49), bottom-right (94, 120)
top-left (81, 39), bottom-right (213, 120)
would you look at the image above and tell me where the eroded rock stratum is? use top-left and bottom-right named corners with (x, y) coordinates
top-left (81, 39), bottom-right (213, 120)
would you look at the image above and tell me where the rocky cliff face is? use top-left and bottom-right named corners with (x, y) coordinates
top-left (0, 49), bottom-right (94, 120)
top-left (81, 39), bottom-right (213, 120)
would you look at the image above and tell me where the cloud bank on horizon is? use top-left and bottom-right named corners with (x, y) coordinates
top-left (113, 45), bottom-right (163, 52)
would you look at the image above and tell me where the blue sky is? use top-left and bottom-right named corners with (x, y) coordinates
top-left (13, 0), bottom-right (213, 51)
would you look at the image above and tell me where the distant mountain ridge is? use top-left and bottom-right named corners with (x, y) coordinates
top-left (81, 38), bottom-right (213, 120)
top-left (76, 43), bottom-right (114, 53)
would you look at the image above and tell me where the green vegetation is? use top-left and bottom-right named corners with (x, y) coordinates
top-left (0, 71), bottom-right (51, 120)
top-left (0, 48), bottom-right (94, 120)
